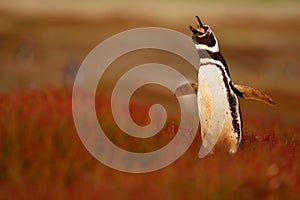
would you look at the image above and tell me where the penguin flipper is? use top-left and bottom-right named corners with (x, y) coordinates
top-left (233, 84), bottom-right (275, 105)
top-left (174, 82), bottom-right (275, 105)
top-left (174, 83), bottom-right (198, 97)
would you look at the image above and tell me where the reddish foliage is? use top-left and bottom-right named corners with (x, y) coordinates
top-left (0, 88), bottom-right (299, 199)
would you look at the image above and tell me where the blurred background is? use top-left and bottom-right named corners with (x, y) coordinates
top-left (1, 0), bottom-right (300, 119)
top-left (1, 0), bottom-right (300, 92)
top-left (0, 0), bottom-right (300, 199)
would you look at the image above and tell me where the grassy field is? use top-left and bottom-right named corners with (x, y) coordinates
top-left (1, 88), bottom-right (300, 199)
top-left (0, 1), bottom-right (300, 199)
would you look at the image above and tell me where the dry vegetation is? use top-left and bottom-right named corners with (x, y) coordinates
top-left (0, 88), bottom-right (300, 199)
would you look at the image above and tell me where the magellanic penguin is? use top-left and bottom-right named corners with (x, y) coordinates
top-left (175, 16), bottom-right (275, 155)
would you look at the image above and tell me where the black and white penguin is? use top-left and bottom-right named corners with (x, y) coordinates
top-left (175, 16), bottom-right (275, 154)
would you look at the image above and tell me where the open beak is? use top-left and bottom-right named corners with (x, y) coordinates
top-left (189, 16), bottom-right (205, 34)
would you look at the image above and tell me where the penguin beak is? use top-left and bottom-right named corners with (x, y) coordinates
top-left (189, 16), bottom-right (207, 35)
top-left (196, 16), bottom-right (205, 32)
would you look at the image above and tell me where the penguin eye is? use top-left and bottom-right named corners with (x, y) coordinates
top-left (203, 25), bottom-right (211, 34)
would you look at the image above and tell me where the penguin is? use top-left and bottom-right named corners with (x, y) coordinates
top-left (175, 16), bottom-right (275, 154)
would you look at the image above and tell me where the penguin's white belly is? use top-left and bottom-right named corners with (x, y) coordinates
top-left (197, 64), bottom-right (241, 153)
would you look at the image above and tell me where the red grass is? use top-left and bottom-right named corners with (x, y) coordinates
top-left (0, 88), bottom-right (299, 199)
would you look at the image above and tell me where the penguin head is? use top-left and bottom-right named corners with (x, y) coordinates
top-left (189, 16), bottom-right (218, 51)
